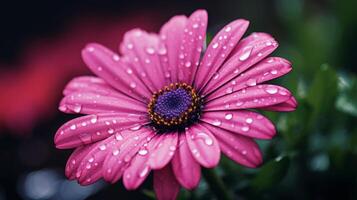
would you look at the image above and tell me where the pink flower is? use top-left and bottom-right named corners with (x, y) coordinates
top-left (55, 9), bottom-right (297, 200)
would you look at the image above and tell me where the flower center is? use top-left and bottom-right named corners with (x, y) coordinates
top-left (148, 83), bottom-right (202, 133)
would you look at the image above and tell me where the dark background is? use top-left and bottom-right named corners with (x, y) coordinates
top-left (0, 0), bottom-right (356, 199)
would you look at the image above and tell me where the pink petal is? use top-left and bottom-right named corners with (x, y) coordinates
top-left (65, 145), bottom-right (92, 180)
top-left (120, 29), bottom-right (167, 92)
top-left (202, 123), bottom-right (263, 168)
top-left (148, 132), bottom-right (178, 169)
top-left (205, 84), bottom-right (292, 111)
top-left (82, 43), bottom-right (151, 102)
top-left (102, 127), bottom-right (154, 183)
top-left (177, 10), bottom-right (207, 84)
top-left (261, 96), bottom-right (298, 112)
top-left (207, 57), bottom-right (292, 100)
top-left (75, 137), bottom-right (116, 185)
top-left (201, 33), bottom-right (278, 95)
top-left (63, 76), bottom-right (110, 96)
top-left (160, 15), bottom-right (188, 83)
top-left (172, 133), bottom-right (201, 189)
top-left (201, 110), bottom-right (276, 139)
top-left (122, 150), bottom-right (151, 190)
top-left (54, 113), bottom-right (147, 149)
top-left (185, 124), bottom-right (220, 168)
top-left (194, 19), bottom-right (249, 90)
top-left (59, 91), bottom-right (147, 115)
top-left (154, 164), bottom-right (180, 200)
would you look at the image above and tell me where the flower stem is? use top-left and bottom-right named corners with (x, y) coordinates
top-left (202, 168), bottom-right (232, 200)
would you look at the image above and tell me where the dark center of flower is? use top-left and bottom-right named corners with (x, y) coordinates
top-left (148, 83), bottom-right (202, 133)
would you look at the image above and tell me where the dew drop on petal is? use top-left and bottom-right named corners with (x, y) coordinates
top-left (99, 144), bottom-right (106, 151)
top-left (73, 105), bottom-right (82, 113)
top-left (138, 149), bottom-right (148, 156)
top-left (271, 69), bottom-right (278, 75)
top-left (265, 86), bottom-right (278, 94)
top-left (112, 149), bottom-right (120, 156)
top-left (195, 132), bottom-right (213, 146)
top-left (246, 118), bottom-right (253, 124)
top-left (115, 133), bottom-right (123, 141)
top-left (246, 78), bottom-right (257, 86)
top-left (241, 126), bottom-right (250, 132)
top-left (239, 46), bottom-right (253, 61)
top-left (185, 61), bottom-right (191, 68)
top-left (70, 124), bottom-right (76, 130)
top-left (107, 128), bottom-right (114, 134)
top-left (130, 124), bottom-right (141, 131)
top-left (212, 119), bottom-right (222, 126)
top-left (90, 115), bottom-right (97, 124)
top-left (146, 47), bottom-right (155, 55)
top-left (225, 26), bottom-right (232, 32)
top-left (130, 82), bottom-right (137, 89)
top-left (225, 113), bottom-right (233, 120)
top-left (139, 166), bottom-right (150, 177)
top-left (212, 42), bottom-right (219, 49)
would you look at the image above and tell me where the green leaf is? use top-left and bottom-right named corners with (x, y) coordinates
top-left (335, 74), bottom-right (357, 116)
top-left (251, 156), bottom-right (290, 190)
top-left (306, 64), bottom-right (338, 120)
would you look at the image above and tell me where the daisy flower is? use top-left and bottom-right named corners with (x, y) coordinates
top-left (55, 9), bottom-right (297, 200)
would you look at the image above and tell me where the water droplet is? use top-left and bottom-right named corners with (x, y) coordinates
top-left (145, 59), bottom-right (151, 64)
top-left (73, 105), bottom-right (82, 113)
top-left (258, 53), bottom-right (263, 57)
top-left (239, 46), bottom-right (253, 61)
top-left (195, 132), bottom-right (213, 146)
top-left (265, 86), bottom-right (278, 94)
top-left (112, 149), bottom-right (120, 156)
top-left (241, 126), bottom-right (250, 132)
top-left (158, 47), bottom-right (167, 55)
top-left (246, 78), bottom-right (257, 86)
top-left (90, 115), bottom-right (97, 123)
top-left (246, 118), bottom-right (253, 124)
top-left (234, 69), bottom-right (239, 74)
top-left (87, 47), bottom-right (95, 52)
top-left (130, 82), bottom-right (137, 89)
top-left (279, 90), bottom-right (288, 95)
top-left (225, 113), bottom-right (233, 120)
top-left (138, 149), bottom-right (148, 156)
top-left (70, 124), bottom-right (76, 130)
top-left (107, 128), bottom-right (114, 134)
top-left (185, 61), bottom-right (191, 68)
top-left (271, 69), bottom-right (278, 75)
top-left (146, 47), bottom-right (155, 55)
top-left (236, 101), bottom-right (244, 107)
top-left (212, 42), bottom-right (219, 49)
top-left (192, 23), bottom-right (199, 29)
top-left (59, 105), bottom-right (67, 112)
top-left (127, 43), bottom-right (134, 49)
top-left (226, 87), bottom-right (233, 94)
top-left (99, 144), bottom-right (106, 151)
top-left (212, 119), bottom-right (222, 126)
top-left (115, 133), bottom-right (123, 141)
top-left (213, 72), bottom-right (220, 80)
top-left (88, 157), bottom-right (94, 163)
top-left (266, 41), bottom-right (272, 46)
top-left (97, 66), bottom-right (103, 71)
top-left (241, 150), bottom-right (248, 155)
top-left (225, 26), bottom-right (232, 32)
top-left (112, 54), bottom-right (120, 61)
top-left (126, 68), bottom-right (133, 74)
top-left (139, 166), bottom-right (150, 177)
top-left (130, 124), bottom-right (141, 131)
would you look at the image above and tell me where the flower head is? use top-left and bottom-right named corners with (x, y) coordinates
top-left (55, 9), bottom-right (297, 200)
